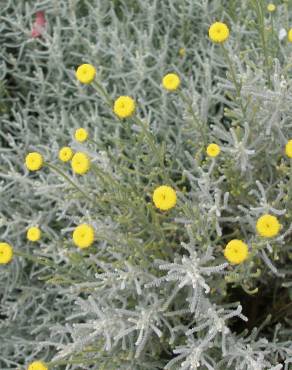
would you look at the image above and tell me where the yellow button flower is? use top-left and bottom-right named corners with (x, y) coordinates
top-left (224, 239), bottom-right (249, 264)
top-left (59, 146), bottom-right (73, 162)
top-left (71, 152), bottom-right (90, 175)
top-left (74, 128), bottom-right (88, 142)
top-left (256, 214), bottom-right (281, 238)
top-left (179, 47), bottom-right (186, 57)
top-left (206, 143), bottom-right (221, 157)
top-left (27, 227), bottom-right (41, 242)
top-left (209, 22), bottom-right (230, 43)
top-left (267, 3), bottom-right (276, 12)
top-left (162, 73), bottom-right (181, 91)
top-left (27, 361), bottom-right (48, 370)
top-left (153, 185), bottom-right (177, 211)
top-left (73, 224), bottom-right (95, 249)
top-left (113, 96), bottom-right (136, 119)
top-left (75, 64), bottom-right (96, 84)
top-left (25, 152), bottom-right (43, 171)
top-left (288, 29), bottom-right (292, 43)
top-left (0, 242), bottom-right (13, 264)
top-left (285, 139), bottom-right (292, 158)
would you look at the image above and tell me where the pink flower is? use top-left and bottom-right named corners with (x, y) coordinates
top-left (31, 11), bottom-right (46, 38)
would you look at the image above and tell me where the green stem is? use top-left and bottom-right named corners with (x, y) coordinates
top-left (49, 357), bottom-right (103, 367)
top-left (270, 15), bottom-right (280, 59)
top-left (221, 44), bottom-right (241, 98)
top-left (92, 80), bottom-right (112, 107)
top-left (45, 162), bottom-right (93, 203)
top-left (221, 43), bottom-right (247, 118)
top-left (132, 116), bottom-right (170, 182)
top-left (88, 138), bottom-right (100, 146)
top-left (178, 89), bottom-right (207, 145)
top-left (148, 203), bottom-right (168, 244)
top-left (289, 159), bottom-right (292, 201)
top-left (252, 0), bottom-right (271, 88)
top-left (14, 251), bottom-right (58, 268)
top-left (284, 1), bottom-right (289, 32)
top-left (133, 116), bottom-right (159, 154)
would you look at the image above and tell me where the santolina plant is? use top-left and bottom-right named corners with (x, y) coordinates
top-left (1, 0), bottom-right (292, 369)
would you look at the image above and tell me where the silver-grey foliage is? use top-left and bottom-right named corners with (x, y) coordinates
top-left (1, 0), bottom-right (292, 369)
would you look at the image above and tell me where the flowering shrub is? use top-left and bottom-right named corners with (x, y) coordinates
top-left (1, 0), bottom-right (292, 369)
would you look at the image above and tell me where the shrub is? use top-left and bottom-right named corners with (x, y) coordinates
top-left (1, 0), bottom-right (292, 369)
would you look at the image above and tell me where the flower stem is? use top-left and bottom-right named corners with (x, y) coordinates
top-left (92, 80), bottom-right (112, 107)
top-left (88, 138), bottom-right (100, 146)
top-left (132, 116), bottom-right (170, 182)
top-left (220, 44), bottom-right (248, 119)
top-left (45, 162), bottom-right (93, 203)
top-left (289, 159), bottom-right (292, 201)
top-left (178, 89), bottom-right (207, 145)
top-left (14, 250), bottom-right (58, 268)
top-left (221, 44), bottom-right (241, 97)
top-left (251, 0), bottom-right (272, 88)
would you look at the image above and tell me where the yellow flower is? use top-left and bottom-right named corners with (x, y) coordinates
top-left (285, 139), bottom-right (292, 158)
top-left (153, 185), bottom-right (177, 211)
top-left (179, 47), bottom-right (186, 57)
top-left (27, 227), bottom-right (41, 242)
top-left (73, 224), bottom-right (95, 249)
top-left (59, 146), bottom-right (73, 162)
top-left (71, 152), bottom-right (90, 175)
top-left (113, 96), bottom-right (136, 119)
top-left (162, 73), bottom-right (181, 91)
top-left (267, 3), bottom-right (276, 12)
top-left (27, 361), bottom-right (48, 370)
top-left (288, 29), bottom-right (292, 43)
top-left (256, 214), bottom-right (281, 238)
top-left (0, 242), bottom-right (13, 264)
top-left (206, 143), bottom-right (221, 157)
top-left (209, 22), bottom-right (230, 43)
top-left (224, 239), bottom-right (249, 264)
top-left (75, 64), bottom-right (96, 84)
top-left (74, 128), bottom-right (88, 142)
top-left (25, 152), bottom-right (43, 171)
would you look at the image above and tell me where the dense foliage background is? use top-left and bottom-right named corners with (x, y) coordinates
top-left (1, 0), bottom-right (292, 369)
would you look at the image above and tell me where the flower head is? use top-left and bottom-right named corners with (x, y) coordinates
top-left (75, 64), bottom-right (96, 84)
top-left (209, 22), bottom-right (230, 43)
top-left (27, 227), bottom-right (41, 242)
top-left (224, 239), bottom-right (249, 264)
top-left (27, 361), bottom-right (48, 370)
top-left (0, 242), bottom-right (13, 264)
top-left (153, 185), bottom-right (177, 211)
top-left (113, 96), bottom-right (135, 119)
top-left (179, 47), bottom-right (186, 57)
top-left (206, 143), bottom-right (221, 157)
top-left (59, 146), bottom-right (73, 162)
top-left (162, 73), bottom-right (181, 91)
top-left (267, 3), bottom-right (276, 12)
top-left (74, 128), bottom-right (88, 142)
top-left (71, 152), bottom-right (90, 175)
top-left (288, 29), bottom-right (292, 43)
top-left (256, 214), bottom-right (280, 238)
top-left (73, 224), bottom-right (95, 249)
top-left (285, 139), bottom-right (292, 158)
top-left (25, 152), bottom-right (43, 171)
